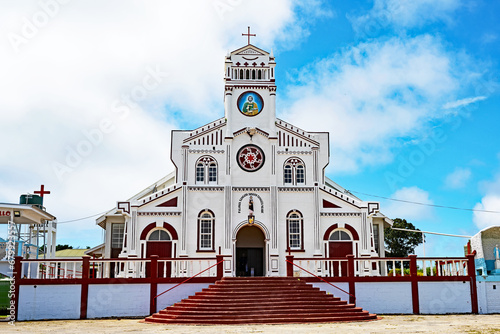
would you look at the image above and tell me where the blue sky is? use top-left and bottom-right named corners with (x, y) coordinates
top-left (0, 0), bottom-right (499, 256)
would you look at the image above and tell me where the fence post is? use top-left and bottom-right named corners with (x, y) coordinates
top-left (286, 255), bottom-right (294, 277)
top-left (150, 255), bottom-right (158, 315)
top-left (346, 255), bottom-right (356, 305)
top-left (12, 256), bottom-right (22, 321)
top-left (467, 252), bottom-right (478, 314)
top-left (216, 255), bottom-right (224, 279)
top-left (80, 256), bottom-right (90, 319)
top-left (409, 255), bottom-right (419, 314)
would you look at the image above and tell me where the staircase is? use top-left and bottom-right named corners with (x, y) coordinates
top-left (145, 277), bottom-right (377, 324)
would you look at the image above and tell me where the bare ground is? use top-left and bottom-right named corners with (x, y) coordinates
top-left (1, 315), bottom-right (500, 334)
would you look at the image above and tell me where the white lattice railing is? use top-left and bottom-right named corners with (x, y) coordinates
top-left (19, 257), bottom-right (221, 279)
top-left (291, 256), bottom-right (471, 278)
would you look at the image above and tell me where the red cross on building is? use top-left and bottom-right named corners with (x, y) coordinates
top-left (34, 185), bottom-right (51, 197)
top-left (242, 26), bottom-right (256, 45)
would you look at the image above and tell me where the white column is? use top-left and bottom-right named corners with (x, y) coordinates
top-left (224, 88), bottom-right (233, 137)
top-left (268, 87), bottom-right (277, 137)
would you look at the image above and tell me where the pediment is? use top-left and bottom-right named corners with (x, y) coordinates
top-left (232, 44), bottom-right (268, 56)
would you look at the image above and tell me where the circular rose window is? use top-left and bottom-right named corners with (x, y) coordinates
top-left (236, 144), bottom-right (265, 172)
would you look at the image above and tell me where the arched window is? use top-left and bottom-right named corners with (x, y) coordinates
top-left (195, 156), bottom-right (217, 185)
top-left (198, 210), bottom-right (214, 251)
top-left (252, 69), bottom-right (256, 79)
top-left (258, 70), bottom-right (262, 80)
top-left (287, 211), bottom-right (303, 250)
top-left (283, 157), bottom-right (306, 186)
top-left (148, 229), bottom-right (171, 241)
top-left (329, 230), bottom-right (351, 241)
top-left (239, 69), bottom-right (243, 79)
top-left (246, 69), bottom-right (250, 79)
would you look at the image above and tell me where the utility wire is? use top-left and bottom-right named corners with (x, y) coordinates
top-left (350, 190), bottom-right (500, 214)
top-left (56, 211), bottom-right (108, 224)
top-left (53, 189), bottom-right (499, 224)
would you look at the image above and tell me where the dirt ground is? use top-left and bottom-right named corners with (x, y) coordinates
top-left (1, 315), bottom-right (500, 334)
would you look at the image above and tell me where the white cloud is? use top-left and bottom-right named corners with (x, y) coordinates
top-left (473, 172), bottom-right (500, 229)
top-left (383, 186), bottom-right (434, 221)
top-left (284, 35), bottom-right (475, 173)
top-left (444, 167), bottom-right (471, 189)
top-left (473, 195), bottom-right (500, 230)
top-left (443, 96), bottom-right (487, 109)
top-left (349, 0), bottom-right (462, 34)
top-left (0, 0), bottom-right (327, 246)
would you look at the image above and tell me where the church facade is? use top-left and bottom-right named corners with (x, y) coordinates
top-left (96, 41), bottom-right (393, 277)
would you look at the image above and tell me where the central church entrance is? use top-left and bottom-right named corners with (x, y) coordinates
top-left (235, 225), bottom-right (265, 277)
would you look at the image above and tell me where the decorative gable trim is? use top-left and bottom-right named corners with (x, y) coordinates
top-left (156, 197), bottom-right (178, 208)
top-left (323, 199), bottom-right (341, 209)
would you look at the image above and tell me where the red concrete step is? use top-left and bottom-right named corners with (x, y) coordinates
top-left (162, 303), bottom-right (359, 313)
top-left (145, 277), bottom-right (377, 325)
top-left (160, 307), bottom-right (367, 316)
top-left (146, 314), bottom-right (378, 325)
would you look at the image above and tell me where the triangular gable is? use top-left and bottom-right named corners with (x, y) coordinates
top-left (156, 197), bottom-right (178, 207)
top-left (232, 44), bottom-right (269, 56)
top-left (322, 199), bottom-right (340, 209)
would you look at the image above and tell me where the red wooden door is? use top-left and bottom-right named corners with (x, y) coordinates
top-left (329, 242), bottom-right (352, 277)
top-left (146, 241), bottom-right (172, 278)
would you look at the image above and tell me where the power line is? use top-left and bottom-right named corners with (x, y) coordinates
top-left (350, 190), bottom-right (500, 214)
top-left (56, 211), bottom-right (108, 224)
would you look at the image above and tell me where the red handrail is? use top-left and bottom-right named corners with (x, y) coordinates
top-left (153, 259), bottom-right (224, 300)
top-left (286, 259), bottom-right (356, 303)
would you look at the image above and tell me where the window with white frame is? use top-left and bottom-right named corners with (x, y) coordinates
top-left (283, 157), bottom-right (306, 186)
top-left (195, 156), bottom-right (217, 185)
top-left (111, 223), bottom-right (124, 248)
top-left (287, 211), bottom-right (303, 250)
top-left (148, 229), bottom-right (171, 241)
top-left (329, 230), bottom-right (351, 241)
top-left (198, 210), bottom-right (214, 251)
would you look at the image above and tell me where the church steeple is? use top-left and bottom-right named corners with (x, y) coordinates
top-left (224, 28), bottom-right (277, 138)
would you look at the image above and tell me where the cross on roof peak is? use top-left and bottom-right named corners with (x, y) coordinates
top-left (34, 184), bottom-right (50, 197)
top-left (242, 26), bottom-right (256, 45)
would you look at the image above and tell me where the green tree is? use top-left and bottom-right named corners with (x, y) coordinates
top-left (384, 218), bottom-right (423, 258)
top-left (56, 244), bottom-right (73, 251)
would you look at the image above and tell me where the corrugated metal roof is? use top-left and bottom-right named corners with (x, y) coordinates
top-left (55, 249), bottom-right (88, 258)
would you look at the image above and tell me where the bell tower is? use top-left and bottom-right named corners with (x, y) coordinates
top-left (224, 27), bottom-right (277, 138)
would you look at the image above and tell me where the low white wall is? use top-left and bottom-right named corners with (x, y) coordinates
top-left (355, 282), bottom-right (413, 314)
top-left (156, 283), bottom-right (210, 312)
top-left (0, 261), bottom-right (12, 277)
top-left (87, 284), bottom-right (150, 318)
top-left (312, 282), bottom-right (350, 302)
top-left (18, 285), bottom-right (81, 321)
top-left (477, 281), bottom-right (500, 314)
top-left (419, 281), bottom-right (471, 314)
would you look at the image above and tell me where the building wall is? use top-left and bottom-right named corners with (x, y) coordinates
top-left (18, 284), bottom-right (81, 320)
top-left (418, 282), bottom-right (472, 314)
top-left (87, 284), bottom-right (150, 318)
top-left (477, 280), bottom-right (500, 314)
top-left (355, 282), bottom-right (413, 314)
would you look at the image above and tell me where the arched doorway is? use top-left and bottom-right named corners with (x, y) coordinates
top-left (146, 229), bottom-right (172, 277)
top-left (329, 230), bottom-right (353, 276)
top-left (235, 225), bottom-right (265, 277)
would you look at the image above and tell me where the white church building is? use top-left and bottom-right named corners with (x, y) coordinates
top-left (96, 39), bottom-right (393, 277)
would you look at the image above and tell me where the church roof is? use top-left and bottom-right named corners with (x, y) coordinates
top-left (55, 249), bottom-right (88, 258)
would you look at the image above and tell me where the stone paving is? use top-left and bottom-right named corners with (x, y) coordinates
top-left (1, 315), bottom-right (500, 333)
